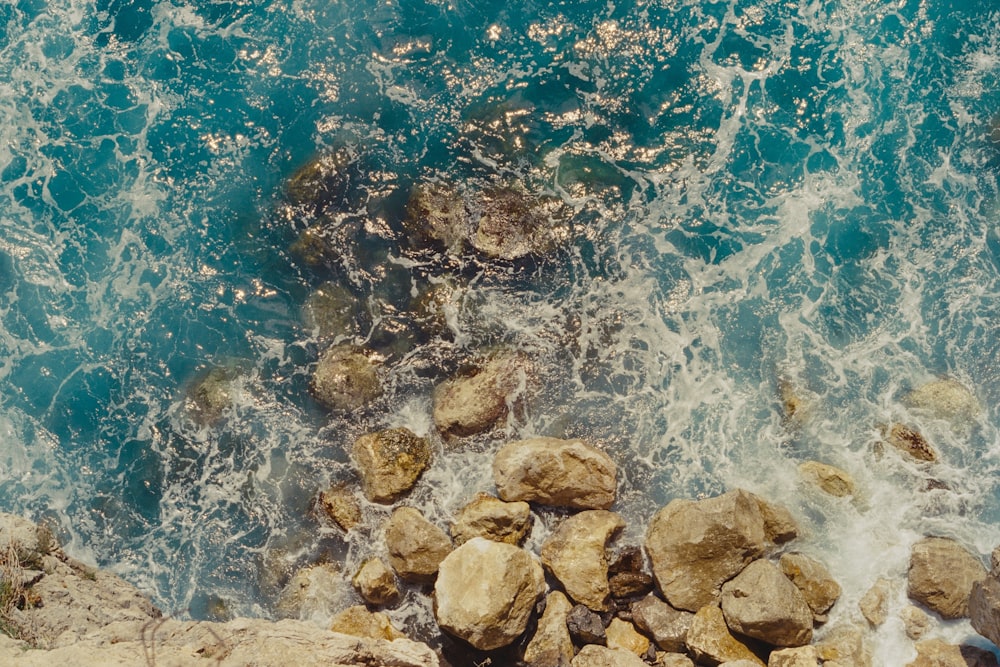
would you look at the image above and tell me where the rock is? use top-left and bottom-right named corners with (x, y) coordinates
top-left (631, 593), bottom-right (694, 653)
top-left (645, 490), bottom-right (790, 612)
top-left (450, 493), bottom-right (532, 546)
top-left (901, 605), bottom-right (932, 639)
top-left (329, 605), bottom-right (406, 640)
top-left (778, 552), bottom-right (841, 622)
top-left (384, 507), bottom-right (453, 583)
top-left (404, 181), bottom-right (470, 253)
top-left (351, 558), bottom-right (399, 606)
top-left (778, 378), bottom-right (814, 428)
top-left (970, 565), bottom-right (1000, 646)
top-left (566, 604), bottom-right (606, 645)
top-left (906, 639), bottom-right (1000, 667)
top-left (768, 646), bottom-right (819, 667)
top-left (658, 655), bottom-right (696, 667)
top-left (755, 497), bottom-right (798, 545)
top-left (316, 484), bottom-right (363, 531)
top-left (608, 546), bottom-right (654, 599)
top-left (275, 563), bottom-right (349, 620)
top-left (411, 279), bottom-right (464, 337)
top-left (571, 644), bottom-right (649, 667)
top-left (351, 428), bottom-right (431, 503)
top-left (0, 514), bottom-right (58, 571)
top-left (720, 559), bottom-right (813, 648)
top-left (908, 536), bottom-right (986, 619)
top-left (523, 591), bottom-right (575, 667)
top-left (540, 510), bottom-right (625, 611)
top-left (302, 282), bottom-right (360, 341)
top-left (185, 366), bottom-right (237, 425)
top-left (606, 618), bottom-right (650, 657)
top-left (471, 184), bottom-right (570, 260)
top-left (797, 461), bottom-right (855, 498)
top-left (882, 422), bottom-right (938, 462)
top-left (686, 604), bottom-right (766, 666)
top-left (290, 219), bottom-right (362, 270)
top-left (903, 379), bottom-right (981, 426)
top-left (433, 351), bottom-right (534, 439)
top-left (493, 437), bottom-right (618, 510)
top-left (814, 623), bottom-right (871, 667)
top-left (859, 577), bottom-right (892, 627)
top-left (311, 345), bottom-right (382, 412)
top-left (284, 148), bottom-right (354, 207)
top-left (433, 537), bottom-right (545, 650)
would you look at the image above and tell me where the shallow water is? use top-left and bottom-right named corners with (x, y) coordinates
top-left (2, 0), bottom-right (1000, 661)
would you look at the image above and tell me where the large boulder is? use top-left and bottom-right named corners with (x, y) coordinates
top-left (471, 184), bottom-right (570, 260)
top-left (384, 507), bottom-right (453, 583)
top-left (903, 378), bottom-right (981, 426)
top-left (970, 559), bottom-right (1000, 646)
top-left (686, 604), bottom-right (766, 666)
top-left (404, 181), bottom-right (470, 253)
top-left (493, 437), bottom-right (617, 509)
top-left (719, 559), bottom-right (813, 648)
top-left (631, 593), bottom-right (694, 652)
top-left (905, 639), bottom-right (999, 667)
top-left (645, 490), bottom-right (795, 612)
top-left (768, 646), bottom-right (820, 667)
top-left (351, 428), bottom-right (431, 503)
top-left (434, 537), bottom-right (545, 650)
top-left (433, 351), bottom-right (534, 439)
top-left (523, 591), bottom-right (575, 667)
top-left (778, 552), bottom-right (841, 623)
top-left (540, 510), bottom-right (625, 611)
top-left (814, 623), bottom-right (871, 667)
top-left (907, 536), bottom-right (986, 619)
top-left (351, 558), bottom-right (399, 606)
top-left (450, 493), bottom-right (533, 546)
top-left (302, 282), bottom-right (360, 342)
top-left (311, 345), bottom-right (382, 412)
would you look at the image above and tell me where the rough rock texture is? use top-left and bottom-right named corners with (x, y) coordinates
top-left (768, 646), bottom-right (820, 667)
top-left (471, 185), bottom-right (569, 260)
top-left (903, 378), bottom-right (981, 425)
top-left (645, 490), bottom-right (793, 612)
top-left (970, 564), bottom-right (1000, 647)
top-left (608, 546), bottom-right (654, 599)
top-left (570, 643), bottom-right (650, 667)
top-left (901, 605), bottom-right (932, 640)
top-left (433, 537), bottom-right (545, 650)
top-left (384, 507), bottom-right (453, 583)
top-left (720, 559), bottom-right (813, 648)
top-left (433, 352), bottom-right (533, 439)
top-left (185, 366), bottom-right (237, 425)
top-left (540, 510), bottom-right (625, 611)
top-left (523, 591), bottom-right (574, 667)
top-left (797, 461), bottom-right (855, 498)
top-left (859, 577), bottom-right (891, 627)
top-left (302, 281), bottom-right (359, 341)
top-left (1, 618), bottom-right (439, 667)
top-left (905, 639), bottom-right (1000, 667)
top-left (352, 428), bottom-right (431, 503)
top-left (404, 181), bottom-right (470, 253)
top-left (311, 345), bottom-right (382, 412)
top-left (450, 493), bottom-right (532, 546)
top-left (686, 604), bottom-right (766, 666)
top-left (605, 617), bottom-right (650, 656)
top-left (316, 484), bottom-right (363, 531)
top-left (329, 605), bottom-right (406, 641)
top-left (275, 563), bottom-right (349, 620)
top-left (493, 437), bottom-right (618, 510)
top-left (814, 623), bottom-right (871, 667)
top-left (883, 422), bottom-right (938, 462)
top-left (778, 552), bottom-right (841, 622)
top-left (907, 536), bottom-right (986, 619)
top-left (566, 604), bottom-right (606, 645)
top-left (659, 655), bottom-right (696, 667)
top-left (631, 593), bottom-right (693, 653)
top-left (352, 558), bottom-right (399, 606)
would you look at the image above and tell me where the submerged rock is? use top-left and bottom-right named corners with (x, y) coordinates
top-left (315, 484), bottom-right (363, 531)
top-left (301, 281), bottom-right (360, 342)
top-left (284, 148), bottom-right (355, 208)
top-left (631, 593), bottom-right (693, 653)
top-left (685, 604), bottom-right (765, 667)
top-left (185, 365), bottom-right (238, 425)
top-left (384, 507), bottom-right (453, 583)
top-left (523, 590), bottom-right (575, 667)
top-left (720, 559), bottom-right (813, 648)
top-left (450, 493), bottom-right (533, 546)
top-left (901, 604), bottom-right (932, 640)
top-left (882, 422), bottom-right (938, 462)
top-left (329, 605), bottom-right (406, 641)
top-left (778, 377), bottom-right (815, 428)
top-left (411, 279), bottom-right (464, 337)
top-left (352, 427), bottom-right (431, 503)
top-left (903, 378), bottom-right (981, 426)
top-left (493, 437), bottom-right (618, 509)
top-left (311, 345), bottom-right (382, 412)
top-left (540, 510), bottom-right (625, 611)
top-left (778, 552), bottom-right (841, 623)
top-left (907, 536), bottom-right (986, 619)
top-left (352, 558), bottom-right (399, 606)
top-left (404, 181), bottom-right (470, 253)
top-left (434, 537), bottom-right (545, 651)
top-left (471, 183), bottom-right (571, 260)
top-left (797, 461), bottom-right (855, 498)
top-left (433, 351), bottom-right (535, 440)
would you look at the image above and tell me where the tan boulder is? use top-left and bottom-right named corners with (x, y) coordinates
top-left (903, 378), bottom-right (981, 425)
top-left (720, 559), bottom-right (813, 648)
top-left (882, 422), bottom-right (937, 462)
top-left (329, 605), bottom-right (406, 640)
top-left (631, 593), bottom-right (693, 652)
top-left (493, 437), bottom-right (617, 509)
top-left (434, 537), bottom-right (545, 650)
top-left (814, 623), bottom-right (871, 667)
top-left (523, 591), bottom-right (574, 667)
top-left (859, 577), bottom-right (892, 627)
top-left (606, 618), bottom-right (650, 657)
top-left (351, 558), bottom-right (399, 606)
top-left (686, 604), bottom-right (765, 666)
top-left (352, 428), bottom-right (431, 503)
top-left (768, 646), bottom-right (820, 667)
top-left (311, 345), bottom-right (382, 412)
top-left (908, 536), bottom-right (986, 619)
top-left (316, 484), bottom-right (363, 531)
top-left (450, 493), bottom-right (532, 546)
top-left (384, 507), bottom-right (453, 583)
top-left (433, 351), bottom-right (533, 439)
top-left (570, 644), bottom-right (649, 667)
top-left (971, 562), bottom-right (1000, 647)
top-left (901, 605), bottom-right (932, 639)
top-left (778, 552), bottom-right (841, 622)
top-left (797, 461), bottom-right (855, 498)
top-left (540, 510), bottom-right (625, 611)
top-left (906, 639), bottom-right (999, 667)
top-left (658, 655), bottom-right (696, 667)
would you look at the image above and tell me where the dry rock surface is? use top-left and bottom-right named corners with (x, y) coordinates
top-left (493, 436), bottom-right (618, 509)
top-left (352, 427), bottom-right (431, 503)
top-left (523, 591), bottom-right (574, 667)
top-left (719, 559), bottom-right (813, 648)
top-left (384, 507), bottom-right (453, 583)
top-left (540, 509), bottom-right (625, 611)
top-left (450, 493), bottom-right (532, 545)
top-left (908, 536), bottom-right (986, 619)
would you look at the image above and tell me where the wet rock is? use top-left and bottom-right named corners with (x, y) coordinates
top-left (814, 622), bottom-right (871, 667)
top-left (778, 552), bottom-right (841, 623)
top-left (720, 559), bottom-right (813, 648)
top-left (329, 605), bottom-right (406, 641)
top-left (906, 639), bottom-right (999, 667)
top-left (631, 593), bottom-right (693, 653)
top-left (540, 510), bottom-right (625, 611)
top-left (571, 644), bottom-right (649, 667)
top-left (859, 577), bottom-right (892, 627)
top-left (311, 345), bottom-right (382, 412)
top-left (352, 427), bottom-right (431, 503)
top-left (404, 181), bottom-right (470, 253)
top-left (797, 461), bottom-right (855, 498)
top-left (645, 490), bottom-right (791, 612)
top-left (411, 279), bottom-right (464, 337)
top-left (284, 148), bottom-right (355, 208)
top-left (352, 558), bottom-right (399, 606)
top-left (970, 559), bottom-right (1000, 646)
top-left (493, 437), bottom-right (617, 510)
top-left (768, 646), bottom-right (819, 667)
top-left (882, 423), bottom-right (938, 462)
top-left (433, 351), bottom-right (534, 439)
top-left (185, 366), bottom-right (239, 425)
top-left (608, 546), bottom-right (654, 599)
top-left (605, 617), bottom-right (650, 657)
top-left (384, 507), bottom-right (453, 583)
top-left (316, 484), bottom-right (363, 531)
top-left (566, 604), bottom-right (606, 645)
top-left (434, 537), bottom-right (545, 651)
top-left (908, 536), bottom-right (986, 619)
top-left (275, 563), bottom-right (348, 620)
top-left (289, 218), bottom-right (363, 270)
top-left (471, 183), bottom-right (570, 260)
top-left (302, 282), bottom-right (360, 342)
top-left (686, 604), bottom-right (766, 666)
top-left (450, 493), bottom-right (532, 546)
top-left (901, 604), bottom-right (932, 640)
top-left (903, 378), bottom-right (981, 426)
top-left (778, 378), bottom-right (814, 428)
top-left (523, 591), bottom-right (574, 667)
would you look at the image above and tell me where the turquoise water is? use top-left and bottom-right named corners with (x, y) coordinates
top-left (2, 0), bottom-right (1000, 657)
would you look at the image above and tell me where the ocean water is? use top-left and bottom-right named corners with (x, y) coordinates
top-left (2, 0), bottom-right (1000, 661)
